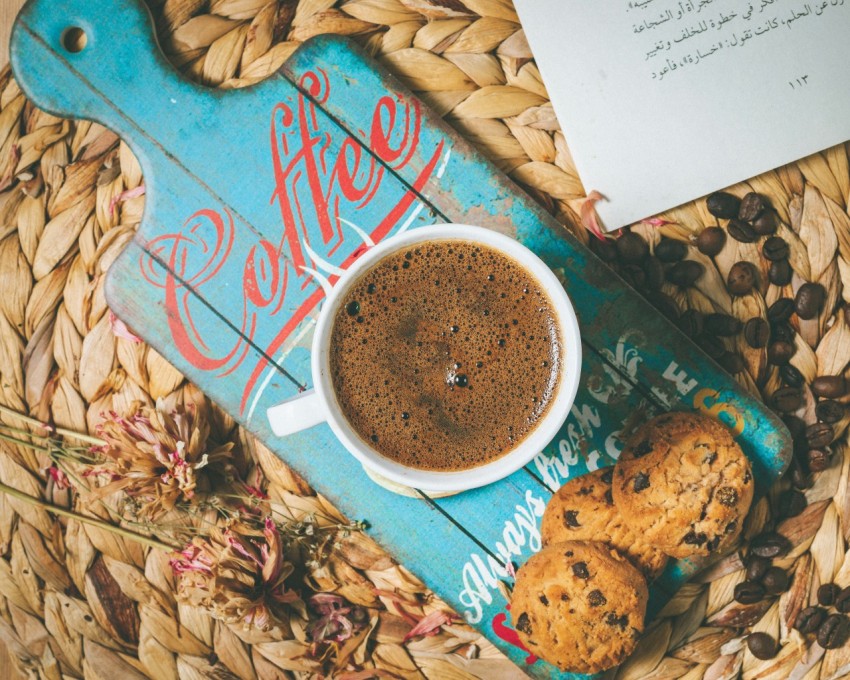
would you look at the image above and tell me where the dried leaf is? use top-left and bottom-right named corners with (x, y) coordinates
top-left (817, 313), bottom-right (850, 376)
top-left (453, 85), bottom-right (547, 118)
top-left (799, 185), bottom-right (838, 282)
top-left (381, 48), bottom-right (476, 91)
top-left (79, 314), bottom-right (116, 402)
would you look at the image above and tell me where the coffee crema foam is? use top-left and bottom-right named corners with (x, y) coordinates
top-left (329, 239), bottom-right (562, 472)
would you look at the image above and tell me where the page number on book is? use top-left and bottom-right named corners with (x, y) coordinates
top-left (789, 75), bottom-right (809, 90)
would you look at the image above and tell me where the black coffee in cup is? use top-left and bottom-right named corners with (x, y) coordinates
top-left (330, 239), bottom-right (562, 471)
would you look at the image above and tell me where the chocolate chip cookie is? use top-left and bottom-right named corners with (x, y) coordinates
top-left (510, 541), bottom-right (648, 674)
top-left (540, 468), bottom-right (668, 579)
top-left (612, 411), bottom-right (753, 559)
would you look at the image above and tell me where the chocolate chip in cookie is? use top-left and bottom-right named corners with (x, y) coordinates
top-left (634, 440), bottom-right (653, 457)
top-left (588, 590), bottom-right (607, 607)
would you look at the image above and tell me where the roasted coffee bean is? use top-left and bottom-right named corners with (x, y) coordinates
top-left (784, 415), bottom-right (807, 444)
top-left (728, 218), bottom-right (758, 243)
top-left (649, 292), bottom-right (680, 320)
top-left (696, 333), bottom-right (725, 359)
top-left (734, 580), bottom-right (765, 604)
top-left (745, 556), bottom-right (771, 581)
top-left (790, 460), bottom-right (813, 489)
top-left (816, 400), bottom-right (845, 424)
top-left (704, 313), bottom-right (743, 336)
top-left (795, 283), bottom-right (825, 320)
top-left (642, 256), bottom-right (664, 290)
top-left (818, 614), bottom-right (850, 649)
top-left (762, 567), bottom-right (789, 595)
top-left (739, 192), bottom-right (767, 221)
top-left (780, 365), bottom-right (804, 389)
top-left (767, 341), bottom-right (795, 365)
top-left (591, 237), bottom-right (618, 262)
top-left (744, 318), bottom-right (770, 348)
top-left (655, 237), bottom-right (687, 262)
top-left (707, 191), bottom-right (742, 219)
top-left (836, 586), bottom-right (850, 613)
top-left (771, 321), bottom-right (795, 343)
top-left (752, 210), bottom-right (778, 236)
top-left (762, 236), bottom-right (789, 261)
top-left (778, 489), bottom-right (807, 518)
top-left (666, 260), bottom-right (704, 287)
top-left (768, 260), bottom-right (792, 287)
top-left (728, 261), bottom-right (757, 295)
top-left (772, 386), bottom-right (802, 413)
top-left (807, 422), bottom-right (834, 448)
top-left (750, 532), bottom-right (791, 558)
top-left (812, 376), bottom-right (848, 399)
top-left (616, 232), bottom-right (648, 264)
top-left (767, 298), bottom-right (796, 322)
top-left (678, 309), bottom-right (703, 337)
top-left (747, 632), bottom-right (778, 660)
top-left (696, 226), bottom-right (727, 256)
top-left (819, 584), bottom-right (841, 607)
top-left (718, 352), bottom-right (746, 375)
top-left (795, 606), bottom-right (827, 634)
top-left (807, 448), bottom-right (830, 473)
top-left (621, 264), bottom-right (646, 289)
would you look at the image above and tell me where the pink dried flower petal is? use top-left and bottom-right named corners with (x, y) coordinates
top-left (262, 518), bottom-right (285, 585)
top-left (246, 485), bottom-right (268, 499)
top-left (170, 545), bottom-right (214, 574)
top-left (580, 190), bottom-right (607, 240)
top-left (109, 184), bottom-right (146, 216)
top-left (227, 533), bottom-right (263, 567)
top-left (46, 466), bottom-right (71, 490)
top-left (109, 311), bottom-right (143, 343)
top-left (641, 217), bottom-right (676, 227)
top-left (403, 610), bottom-right (458, 641)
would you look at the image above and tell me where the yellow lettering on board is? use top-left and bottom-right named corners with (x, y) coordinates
top-left (693, 388), bottom-right (745, 436)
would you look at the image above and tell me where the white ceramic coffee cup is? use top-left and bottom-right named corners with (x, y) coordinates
top-left (267, 224), bottom-right (582, 492)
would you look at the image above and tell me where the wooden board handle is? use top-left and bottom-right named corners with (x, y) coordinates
top-left (11, 0), bottom-right (198, 159)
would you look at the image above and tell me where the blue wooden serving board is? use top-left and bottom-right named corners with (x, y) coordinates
top-left (11, 1), bottom-right (792, 677)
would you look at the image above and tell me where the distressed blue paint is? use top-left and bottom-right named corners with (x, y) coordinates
top-left (11, 2), bottom-right (791, 677)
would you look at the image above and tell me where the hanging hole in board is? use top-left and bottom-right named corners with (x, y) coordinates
top-left (61, 27), bottom-right (87, 53)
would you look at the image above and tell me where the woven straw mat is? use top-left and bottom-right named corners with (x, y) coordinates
top-left (2, 0), bottom-right (850, 678)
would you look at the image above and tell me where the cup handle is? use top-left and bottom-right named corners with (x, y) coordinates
top-left (267, 389), bottom-right (328, 437)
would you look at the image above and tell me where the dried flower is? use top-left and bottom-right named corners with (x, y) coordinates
top-left (307, 593), bottom-right (370, 645)
top-left (44, 465), bottom-right (71, 490)
top-left (171, 517), bottom-right (299, 630)
top-left (403, 610), bottom-right (459, 641)
top-left (88, 403), bottom-right (233, 520)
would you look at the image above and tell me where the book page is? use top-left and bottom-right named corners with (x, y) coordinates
top-left (515, 0), bottom-right (850, 231)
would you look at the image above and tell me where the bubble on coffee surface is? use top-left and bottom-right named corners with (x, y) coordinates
top-left (329, 239), bottom-right (562, 471)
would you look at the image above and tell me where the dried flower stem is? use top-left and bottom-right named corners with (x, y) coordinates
top-left (0, 404), bottom-right (105, 446)
top-left (0, 480), bottom-right (178, 551)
